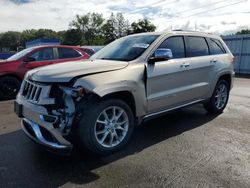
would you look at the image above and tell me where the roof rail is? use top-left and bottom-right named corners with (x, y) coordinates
top-left (172, 29), bottom-right (214, 35)
top-left (172, 29), bottom-right (198, 32)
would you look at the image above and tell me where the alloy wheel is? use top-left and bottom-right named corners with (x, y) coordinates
top-left (94, 106), bottom-right (129, 148)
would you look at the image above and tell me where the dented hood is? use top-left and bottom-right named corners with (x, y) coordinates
top-left (28, 59), bottom-right (128, 83)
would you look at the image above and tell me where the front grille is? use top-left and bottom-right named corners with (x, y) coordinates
top-left (21, 80), bottom-right (43, 103)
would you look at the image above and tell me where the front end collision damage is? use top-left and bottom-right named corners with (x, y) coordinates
top-left (18, 61), bottom-right (147, 154)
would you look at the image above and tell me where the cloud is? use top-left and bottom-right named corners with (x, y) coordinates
top-left (8, 0), bottom-right (31, 4)
top-left (0, 0), bottom-right (250, 34)
top-left (221, 21), bottom-right (236, 25)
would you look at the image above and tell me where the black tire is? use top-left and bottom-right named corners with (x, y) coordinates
top-left (203, 79), bottom-right (230, 114)
top-left (76, 98), bottom-right (135, 155)
top-left (0, 76), bottom-right (21, 100)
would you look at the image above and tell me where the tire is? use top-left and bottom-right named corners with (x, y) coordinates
top-left (76, 98), bottom-right (135, 155)
top-left (0, 76), bottom-right (21, 100)
top-left (203, 79), bottom-right (230, 114)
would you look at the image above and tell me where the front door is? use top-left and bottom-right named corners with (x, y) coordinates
top-left (147, 36), bottom-right (194, 113)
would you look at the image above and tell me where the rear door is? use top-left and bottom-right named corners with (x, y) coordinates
top-left (184, 36), bottom-right (215, 100)
top-left (53, 47), bottom-right (87, 64)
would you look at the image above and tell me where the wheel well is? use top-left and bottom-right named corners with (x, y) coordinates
top-left (102, 91), bottom-right (136, 116)
top-left (0, 74), bottom-right (22, 82)
top-left (219, 74), bottom-right (231, 86)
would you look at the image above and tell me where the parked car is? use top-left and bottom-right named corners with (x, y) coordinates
top-left (0, 45), bottom-right (90, 99)
top-left (15, 31), bottom-right (234, 155)
top-left (81, 46), bottom-right (104, 56)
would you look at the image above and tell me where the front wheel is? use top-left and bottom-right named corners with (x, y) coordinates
top-left (203, 79), bottom-right (230, 114)
top-left (0, 76), bottom-right (21, 100)
top-left (76, 99), bottom-right (135, 155)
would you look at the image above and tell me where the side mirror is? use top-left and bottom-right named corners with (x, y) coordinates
top-left (24, 57), bottom-right (36, 63)
top-left (148, 48), bottom-right (173, 64)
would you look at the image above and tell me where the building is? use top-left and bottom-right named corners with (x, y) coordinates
top-left (25, 38), bottom-right (60, 48)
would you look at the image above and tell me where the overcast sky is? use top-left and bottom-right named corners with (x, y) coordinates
top-left (0, 0), bottom-right (250, 34)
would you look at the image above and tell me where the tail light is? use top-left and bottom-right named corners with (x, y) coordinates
top-left (232, 56), bottom-right (236, 63)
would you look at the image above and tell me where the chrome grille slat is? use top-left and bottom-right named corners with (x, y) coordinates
top-left (30, 86), bottom-right (37, 100)
top-left (20, 80), bottom-right (45, 103)
top-left (27, 84), bottom-right (33, 99)
top-left (35, 87), bottom-right (42, 102)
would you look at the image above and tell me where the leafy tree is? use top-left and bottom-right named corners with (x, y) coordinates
top-left (61, 29), bottom-right (82, 45)
top-left (70, 13), bottom-right (105, 45)
top-left (131, 19), bottom-right (156, 34)
top-left (34, 29), bottom-right (59, 39)
top-left (20, 29), bottom-right (37, 46)
top-left (102, 12), bottom-right (131, 44)
top-left (0, 31), bottom-right (21, 51)
top-left (0, 12), bottom-right (158, 50)
top-left (236, 29), bottom-right (250, 35)
top-left (116, 13), bottom-right (127, 38)
top-left (102, 13), bottom-right (117, 43)
top-left (20, 29), bottom-right (60, 47)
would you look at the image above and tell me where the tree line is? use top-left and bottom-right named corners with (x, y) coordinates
top-left (0, 12), bottom-right (156, 52)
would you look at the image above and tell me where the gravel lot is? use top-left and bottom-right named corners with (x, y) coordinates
top-left (0, 77), bottom-right (249, 188)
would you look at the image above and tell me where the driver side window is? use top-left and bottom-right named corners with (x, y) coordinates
top-left (158, 36), bottom-right (185, 59)
top-left (29, 48), bottom-right (54, 62)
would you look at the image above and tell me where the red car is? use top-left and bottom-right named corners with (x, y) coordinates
top-left (0, 45), bottom-right (90, 100)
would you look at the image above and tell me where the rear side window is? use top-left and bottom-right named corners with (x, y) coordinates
top-left (58, 48), bottom-right (82, 59)
top-left (158, 36), bottom-right (185, 58)
top-left (81, 48), bottom-right (95, 56)
top-left (29, 48), bottom-right (54, 61)
top-left (187, 36), bottom-right (209, 57)
top-left (208, 38), bottom-right (226, 55)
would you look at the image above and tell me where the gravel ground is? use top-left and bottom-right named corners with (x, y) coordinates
top-left (0, 77), bottom-right (249, 188)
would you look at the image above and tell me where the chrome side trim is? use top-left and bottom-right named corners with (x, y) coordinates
top-left (21, 118), bottom-right (71, 150)
top-left (144, 99), bottom-right (205, 119)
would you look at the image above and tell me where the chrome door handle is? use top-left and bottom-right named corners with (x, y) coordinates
top-left (210, 59), bottom-right (217, 63)
top-left (180, 63), bottom-right (190, 68)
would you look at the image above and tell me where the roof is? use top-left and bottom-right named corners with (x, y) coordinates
top-left (128, 30), bottom-right (220, 38)
top-left (26, 45), bottom-right (85, 49)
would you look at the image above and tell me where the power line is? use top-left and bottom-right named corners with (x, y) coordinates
top-left (174, 0), bottom-right (232, 15)
top-left (182, 0), bottom-right (247, 18)
top-left (164, 0), bottom-right (247, 24)
top-left (128, 0), bottom-right (179, 14)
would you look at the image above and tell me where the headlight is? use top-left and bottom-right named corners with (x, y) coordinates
top-left (60, 86), bottom-right (86, 97)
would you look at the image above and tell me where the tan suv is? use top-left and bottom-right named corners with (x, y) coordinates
top-left (15, 31), bottom-right (234, 155)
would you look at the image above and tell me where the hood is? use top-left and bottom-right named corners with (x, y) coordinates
top-left (0, 59), bottom-right (16, 65)
top-left (28, 59), bottom-right (128, 83)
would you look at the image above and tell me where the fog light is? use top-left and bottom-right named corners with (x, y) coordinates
top-left (40, 115), bottom-right (57, 123)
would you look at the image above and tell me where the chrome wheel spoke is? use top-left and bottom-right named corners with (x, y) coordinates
top-left (100, 131), bottom-right (109, 144)
top-left (115, 110), bottom-right (124, 120)
top-left (111, 107), bottom-right (116, 120)
top-left (96, 119), bottom-right (107, 125)
top-left (109, 133), bottom-right (114, 146)
top-left (113, 131), bottom-right (120, 141)
top-left (96, 129), bottom-right (107, 135)
top-left (103, 111), bottom-right (110, 121)
top-left (116, 120), bottom-right (127, 126)
top-left (116, 125), bottom-right (126, 131)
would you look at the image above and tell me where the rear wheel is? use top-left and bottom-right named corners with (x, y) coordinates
top-left (203, 79), bottom-right (230, 114)
top-left (0, 76), bottom-right (21, 100)
top-left (76, 99), bottom-right (134, 155)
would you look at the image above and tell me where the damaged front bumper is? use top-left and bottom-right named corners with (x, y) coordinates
top-left (15, 93), bottom-right (74, 155)
top-left (21, 118), bottom-right (72, 155)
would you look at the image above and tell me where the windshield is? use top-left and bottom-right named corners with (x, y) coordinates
top-left (7, 47), bottom-right (34, 61)
top-left (91, 34), bottom-right (159, 61)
